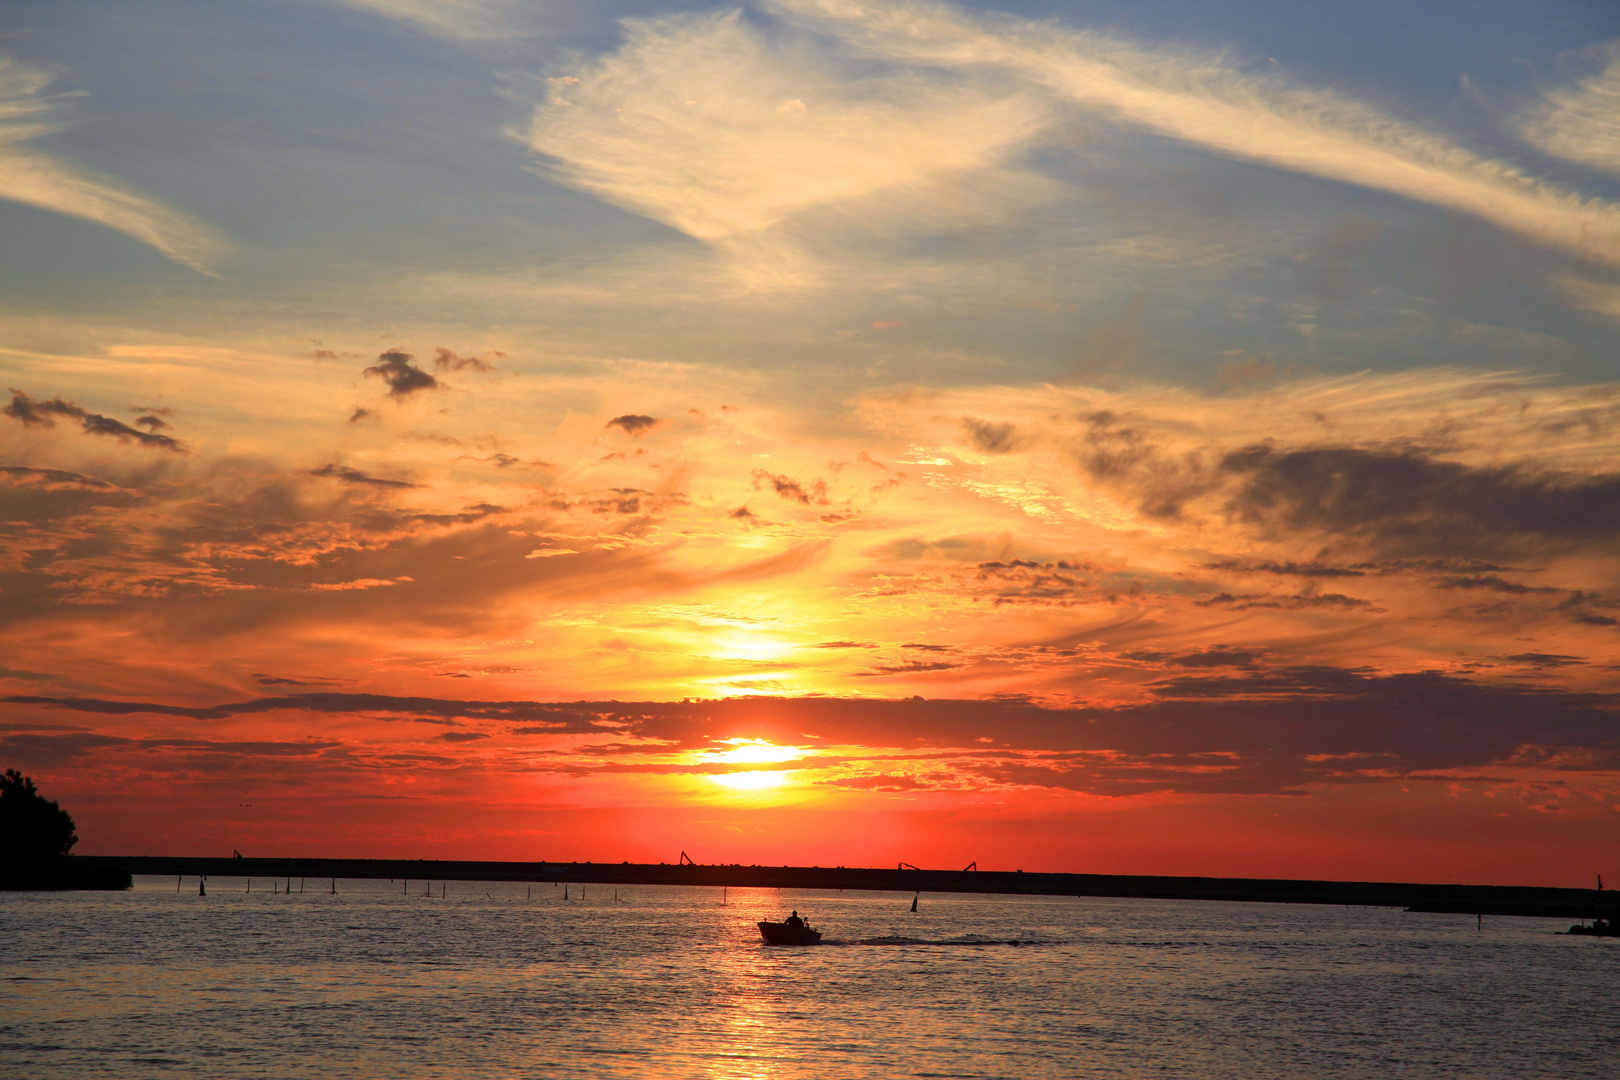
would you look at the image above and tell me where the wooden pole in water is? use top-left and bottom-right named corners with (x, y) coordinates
top-left (247, 879), bottom-right (251, 894)
top-left (564, 884), bottom-right (569, 901)
top-left (176, 875), bottom-right (182, 893)
top-left (403, 878), bottom-right (408, 895)
top-left (332, 877), bottom-right (336, 895)
top-left (910, 892), bottom-right (918, 913)
top-left (199, 877), bottom-right (206, 897)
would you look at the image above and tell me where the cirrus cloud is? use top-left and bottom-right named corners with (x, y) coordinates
top-left (0, 55), bottom-right (228, 272)
top-left (1517, 40), bottom-right (1620, 176)
top-left (516, 9), bottom-right (1053, 283)
top-left (769, 0), bottom-right (1620, 270)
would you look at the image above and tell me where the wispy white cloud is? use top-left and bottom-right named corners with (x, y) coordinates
top-left (0, 56), bottom-right (228, 273)
top-left (514, 10), bottom-right (1053, 285)
top-left (1517, 40), bottom-right (1620, 176)
top-left (1555, 274), bottom-right (1620, 323)
top-left (330, 0), bottom-right (526, 40)
top-left (769, 0), bottom-right (1620, 271)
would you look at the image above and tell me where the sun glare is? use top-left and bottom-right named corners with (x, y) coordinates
top-left (710, 770), bottom-right (790, 790)
top-left (709, 632), bottom-right (794, 663)
top-left (713, 739), bottom-right (803, 764)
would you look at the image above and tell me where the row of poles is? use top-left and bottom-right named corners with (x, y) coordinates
top-left (172, 877), bottom-right (634, 902)
top-left (179, 876), bottom-right (331, 896)
top-left (173, 877), bottom-right (924, 910)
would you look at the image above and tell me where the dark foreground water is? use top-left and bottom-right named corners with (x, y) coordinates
top-left (2, 876), bottom-right (1616, 1078)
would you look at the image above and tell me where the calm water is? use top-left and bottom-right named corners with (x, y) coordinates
top-left (2, 876), bottom-right (1616, 1078)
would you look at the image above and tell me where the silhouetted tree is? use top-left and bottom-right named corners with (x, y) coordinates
top-left (1, 769), bottom-right (78, 863)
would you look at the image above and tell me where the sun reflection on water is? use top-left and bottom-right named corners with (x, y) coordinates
top-left (701, 888), bottom-right (793, 1080)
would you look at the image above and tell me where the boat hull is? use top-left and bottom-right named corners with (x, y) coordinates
top-left (758, 921), bottom-right (822, 945)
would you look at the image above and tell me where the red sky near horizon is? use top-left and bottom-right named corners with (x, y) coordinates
top-left (3, 0), bottom-right (1619, 887)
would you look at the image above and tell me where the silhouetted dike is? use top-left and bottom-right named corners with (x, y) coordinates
top-left (0, 769), bottom-right (130, 890)
top-left (86, 855), bottom-right (1614, 920)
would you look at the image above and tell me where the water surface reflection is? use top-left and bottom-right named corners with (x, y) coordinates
top-left (2, 877), bottom-right (1615, 1078)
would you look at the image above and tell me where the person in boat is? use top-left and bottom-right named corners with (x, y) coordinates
top-left (785, 910), bottom-right (804, 928)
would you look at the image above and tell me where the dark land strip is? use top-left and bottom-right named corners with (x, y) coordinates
top-left (75, 857), bottom-right (1613, 919)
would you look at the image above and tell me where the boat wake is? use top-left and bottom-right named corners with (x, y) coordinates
top-left (824, 935), bottom-right (1047, 948)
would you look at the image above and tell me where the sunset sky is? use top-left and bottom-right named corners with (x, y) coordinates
top-left (3, 0), bottom-right (1619, 885)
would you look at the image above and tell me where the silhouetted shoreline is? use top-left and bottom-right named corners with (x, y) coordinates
top-left (1, 858), bottom-right (133, 891)
top-left (78, 856), bottom-right (1614, 920)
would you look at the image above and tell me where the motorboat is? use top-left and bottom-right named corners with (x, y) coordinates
top-left (758, 920), bottom-right (822, 945)
top-left (1563, 877), bottom-right (1616, 936)
top-left (1565, 919), bottom-right (1617, 937)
